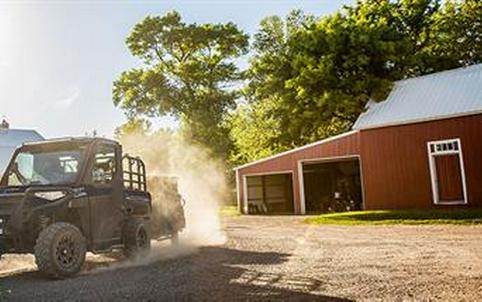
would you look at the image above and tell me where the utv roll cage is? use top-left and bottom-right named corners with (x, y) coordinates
top-left (122, 155), bottom-right (147, 192)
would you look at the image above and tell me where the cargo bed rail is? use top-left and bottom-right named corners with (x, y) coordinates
top-left (122, 155), bottom-right (147, 192)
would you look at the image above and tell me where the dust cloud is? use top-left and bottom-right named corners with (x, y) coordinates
top-left (87, 130), bottom-right (229, 273)
top-left (119, 130), bottom-right (228, 247)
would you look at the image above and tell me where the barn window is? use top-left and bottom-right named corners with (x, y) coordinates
top-left (427, 138), bottom-right (467, 205)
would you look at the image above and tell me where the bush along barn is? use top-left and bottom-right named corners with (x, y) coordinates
top-left (235, 64), bottom-right (482, 214)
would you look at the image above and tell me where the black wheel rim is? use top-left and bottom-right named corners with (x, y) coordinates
top-left (136, 227), bottom-right (148, 249)
top-left (55, 235), bottom-right (78, 268)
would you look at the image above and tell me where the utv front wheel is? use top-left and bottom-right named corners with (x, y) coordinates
top-left (123, 219), bottom-right (151, 258)
top-left (34, 222), bottom-right (86, 279)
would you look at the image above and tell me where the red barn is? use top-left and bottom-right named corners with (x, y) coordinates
top-left (235, 64), bottom-right (482, 214)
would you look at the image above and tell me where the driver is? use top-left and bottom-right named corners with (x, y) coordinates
top-left (40, 158), bottom-right (65, 183)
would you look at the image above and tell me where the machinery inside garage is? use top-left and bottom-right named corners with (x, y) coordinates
top-left (302, 159), bottom-right (363, 212)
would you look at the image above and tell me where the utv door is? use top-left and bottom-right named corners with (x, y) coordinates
top-left (87, 142), bottom-right (124, 250)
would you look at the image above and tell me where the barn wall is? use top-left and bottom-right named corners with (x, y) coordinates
top-left (237, 131), bottom-right (361, 214)
top-left (360, 113), bottom-right (482, 209)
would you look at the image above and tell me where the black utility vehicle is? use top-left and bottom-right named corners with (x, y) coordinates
top-left (0, 137), bottom-right (185, 278)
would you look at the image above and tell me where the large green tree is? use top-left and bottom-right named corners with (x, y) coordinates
top-left (228, 99), bottom-right (284, 166)
top-left (114, 118), bottom-right (152, 139)
top-left (230, 0), bottom-right (482, 164)
top-left (230, 11), bottom-right (320, 164)
top-left (113, 11), bottom-right (249, 159)
top-left (426, 0), bottom-right (482, 68)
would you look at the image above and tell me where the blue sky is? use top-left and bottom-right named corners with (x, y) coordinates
top-left (0, 0), bottom-right (352, 138)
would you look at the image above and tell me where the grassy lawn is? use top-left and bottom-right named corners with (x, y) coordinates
top-left (305, 209), bottom-right (482, 225)
top-left (220, 206), bottom-right (241, 217)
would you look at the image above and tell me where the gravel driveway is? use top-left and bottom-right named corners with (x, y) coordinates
top-left (1, 216), bottom-right (481, 301)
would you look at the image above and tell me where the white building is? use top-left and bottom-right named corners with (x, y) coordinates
top-left (0, 128), bottom-right (44, 176)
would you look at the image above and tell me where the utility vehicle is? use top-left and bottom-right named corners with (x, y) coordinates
top-left (0, 137), bottom-right (185, 278)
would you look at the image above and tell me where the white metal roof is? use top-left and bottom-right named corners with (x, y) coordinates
top-left (353, 64), bottom-right (482, 129)
top-left (0, 129), bottom-right (44, 175)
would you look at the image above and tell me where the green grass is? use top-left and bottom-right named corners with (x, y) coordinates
top-left (304, 209), bottom-right (482, 225)
top-left (220, 206), bottom-right (241, 217)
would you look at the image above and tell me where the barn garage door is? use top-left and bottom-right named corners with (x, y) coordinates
top-left (246, 173), bottom-right (294, 214)
top-left (428, 138), bottom-right (467, 204)
top-left (302, 159), bottom-right (363, 212)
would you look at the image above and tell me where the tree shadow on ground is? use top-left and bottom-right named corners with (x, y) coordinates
top-left (0, 246), bottom-right (352, 301)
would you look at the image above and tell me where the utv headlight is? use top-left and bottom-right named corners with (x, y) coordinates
top-left (35, 191), bottom-right (66, 201)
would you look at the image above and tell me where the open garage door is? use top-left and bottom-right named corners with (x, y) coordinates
top-left (303, 158), bottom-right (363, 212)
top-left (246, 173), bottom-right (294, 214)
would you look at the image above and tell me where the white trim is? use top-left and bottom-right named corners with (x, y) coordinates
top-left (427, 138), bottom-right (468, 205)
top-left (458, 144), bottom-right (468, 204)
top-left (358, 155), bottom-right (367, 210)
top-left (356, 110), bottom-right (482, 131)
top-left (233, 130), bottom-right (359, 171)
top-left (242, 175), bottom-right (248, 214)
top-left (242, 170), bottom-right (295, 214)
top-left (235, 169), bottom-right (241, 212)
top-left (297, 161), bottom-right (306, 214)
top-left (297, 155), bottom-right (363, 213)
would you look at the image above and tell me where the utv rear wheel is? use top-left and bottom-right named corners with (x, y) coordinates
top-left (123, 219), bottom-right (151, 258)
top-left (34, 222), bottom-right (86, 279)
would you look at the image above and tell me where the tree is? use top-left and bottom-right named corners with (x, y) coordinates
top-left (238, 11), bottom-right (321, 153)
top-left (228, 99), bottom-right (284, 166)
top-left (114, 118), bottom-right (152, 139)
top-left (426, 0), bottom-right (482, 68)
top-left (113, 11), bottom-right (249, 159)
top-left (231, 1), bottom-right (482, 164)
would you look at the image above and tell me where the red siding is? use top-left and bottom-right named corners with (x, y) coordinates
top-left (360, 114), bottom-right (482, 209)
top-left (237, 131), bottom-right (360, 214)
top-left (237, 113), bottom-right (482, 213)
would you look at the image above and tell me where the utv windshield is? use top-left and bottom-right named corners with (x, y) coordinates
top-left (5, 147), bottom-right (86, 186)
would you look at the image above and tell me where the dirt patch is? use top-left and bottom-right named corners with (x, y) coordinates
top-left (1, 215), bottom-right (481, 301)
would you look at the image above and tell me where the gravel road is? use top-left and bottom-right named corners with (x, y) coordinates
top-left (1, 216), bottom-right (481, 301)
